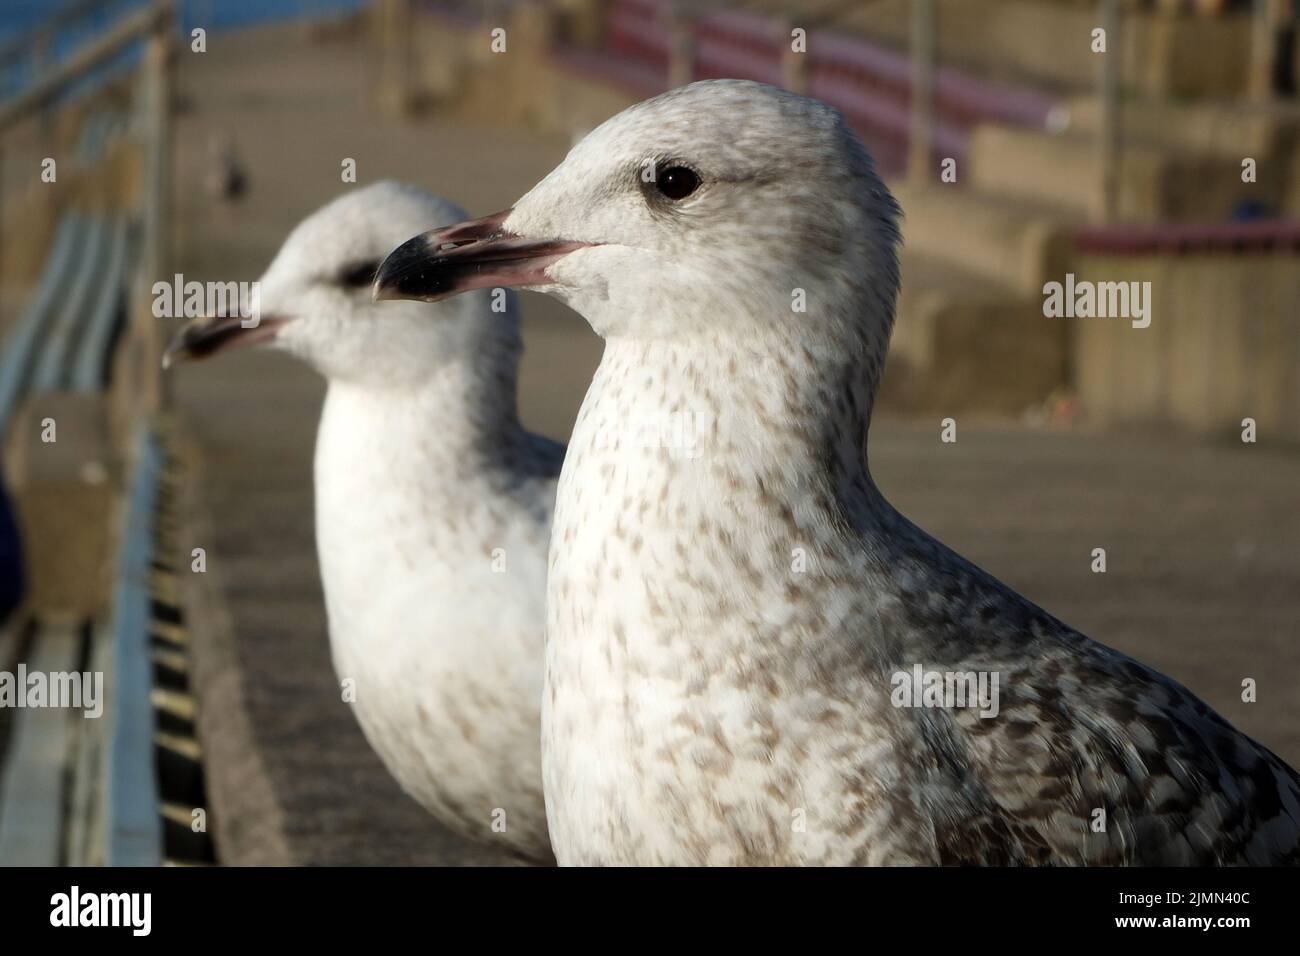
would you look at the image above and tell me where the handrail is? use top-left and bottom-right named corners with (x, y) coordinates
top-left (72, 217), bottom-right (131, 391)
top-left (0, 1), bottom-right (173, 415)
top-left (0, 619), bottom-right (83, 865)
top-left (30, 216), bottom-right (112, 392)
top-left (1075, 217), bottom-right (1300, 255)
top-left (0, 0), bottom-right (134, 71)
top-left (0, 214), bottom-right (86, 427)
top-left (0, 1), bottom-right (170, 134)
top-left (105, 424), bottom-right (164, 866)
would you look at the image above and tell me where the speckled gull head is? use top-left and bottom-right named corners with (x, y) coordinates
top-left (374, 80), bottom-right (900, 375)
top-left (166, 180), bottom-right (521, 389)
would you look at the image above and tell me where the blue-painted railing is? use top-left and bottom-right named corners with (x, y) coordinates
top-left (105, 424), bottom-right (164, 866)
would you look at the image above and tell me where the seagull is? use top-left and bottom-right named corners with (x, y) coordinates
top-left (167, 181), bottom-right (559, 863)
top-left (373, 81), bottom-right (1300, 866)
top-left (205, 132), bottom-right (247, 203)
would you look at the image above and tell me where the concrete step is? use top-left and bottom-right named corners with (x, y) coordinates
top-left (969, 124), bottom-right (1256, 221)
top-left (1061, 96), bottom-right (1300, 216)
top-left (883, 252), bottom-right (1067, 416)
top-left (891, 180), bottom-right (1074, 298)
top-left (0, 618), bottom-right (84, 866)
top-left (1063, 95), bottom-right (1300, 160)
top-left (828, 0), bottom-right (1254, 98)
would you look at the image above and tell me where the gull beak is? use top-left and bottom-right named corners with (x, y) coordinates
top-left (372, 208), bottom-right (590, 304)
top-left (161, 314), bottom-right (290, 368)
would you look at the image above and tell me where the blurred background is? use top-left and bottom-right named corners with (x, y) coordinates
top-left (0, 0), bottom-right (1297, 866)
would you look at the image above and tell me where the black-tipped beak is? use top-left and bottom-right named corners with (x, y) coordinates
top-left (373, 208), bottom-right (590, 304)
top-left (161, 313), bottom-right (290, 368)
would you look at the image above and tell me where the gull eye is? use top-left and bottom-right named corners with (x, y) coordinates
top-left (655, 165), bottom-right (700, 201)
top-left (339, 260), bottom-right (380, 288)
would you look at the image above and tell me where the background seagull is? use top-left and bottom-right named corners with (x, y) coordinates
top-left (169, 181), bottom-right (559, 863)
top-left (204, 131), bottom-right (248, 204)
top-left (375, 81), bottom-right (1300, 866)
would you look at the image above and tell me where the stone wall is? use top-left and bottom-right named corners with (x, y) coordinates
top-left (1072, 249), bottom-right (1300, 440)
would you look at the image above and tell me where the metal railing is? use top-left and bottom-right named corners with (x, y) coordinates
top-left (0, 0), bottom-right (172, 414)
top-left (0, 0), bottom-right (175, 869)
top-left (0, 0), bottom-right (140, 96)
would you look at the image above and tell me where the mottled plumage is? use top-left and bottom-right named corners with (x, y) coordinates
top-left (490, 81), bottom-right (1299, 865)
top-left (198, 182), bottom-right (559, 862)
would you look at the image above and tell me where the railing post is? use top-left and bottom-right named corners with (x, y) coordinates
top-left (780, 19), bottom-right (807, 94)
top-left (0, 142), bottom-right (5, 330)
top-left (133, 2), bottom-right (173, 416)
top-left (1098, 0), bottom-right (1122, 223)
top-left (1249, 0), bottom-right (1283, 101)
top-left (908, 0), bottom-right (936, 183)
top-left (667, 3), bottom-right (694, 90)
top-left (34, 30), bottom-right (55, 135)
top-left (376, 0), bottom-right (415, 115)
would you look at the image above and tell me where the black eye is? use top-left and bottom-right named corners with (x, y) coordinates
top-left (339, 260), bottom-right (380, 288)
top-left (655, 165), bottom-right (700, 201)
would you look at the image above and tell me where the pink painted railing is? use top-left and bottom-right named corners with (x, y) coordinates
top-left (548, 0), bottom-right (1059, 174)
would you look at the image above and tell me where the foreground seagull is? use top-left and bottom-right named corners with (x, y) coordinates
top-left (375, 82), bottom-right (1300, 866)
top-left (168, 181), bottom-right (558, 863)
